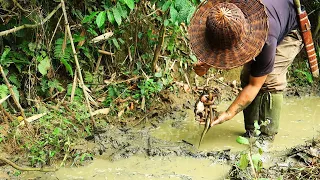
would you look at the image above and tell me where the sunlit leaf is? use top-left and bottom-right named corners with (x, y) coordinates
top-left (124, 0), bottom-right (135, 10)
top-left (0, 85), bottom-right (9, 99)
top-left (117, 3), bottom-right (127, 18)
top-left (96, 11), bottom-right (107, 28)
top-left (236, 136), bottom-right (249, 145)
top-left (38, 57), bottom-right (51, 76)
top-left (0, 47), bottom-right (11, 65)
top-left (107, 11), bottom-right (115, 24)
top-left (254, 120), bottom-right (260, 130)
top-left (164, 19), bottom-right (169, 26)
top-left (155, 72), bottom-right (162, 78)
top-left (169, 5), bottom-right (178, 23)
top-left (82, 12), bottom-right (98, 24)
top-left (162, 1), bottom-right (172, 11)
top-left (252, 153), bottom-right (262, 171)
top-left (112, 38), bottom-right (120, 49)
top-left (238, 153), bottom-right (249, 170)
top-left (60, 57), bottom-right (73, 76)
top-left (112, 7), bottom-right (122, 26)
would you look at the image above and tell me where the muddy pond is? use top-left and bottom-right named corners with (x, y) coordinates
top-left (21, 96), bottom-right (320, 180)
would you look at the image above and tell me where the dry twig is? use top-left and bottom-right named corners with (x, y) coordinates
top-left (98, 49), bottom-right (114, 56)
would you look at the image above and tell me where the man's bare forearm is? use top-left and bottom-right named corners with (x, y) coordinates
top-left (225, 75), bottom-right (267, 119)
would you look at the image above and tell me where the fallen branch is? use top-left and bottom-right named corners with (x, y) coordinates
top-left (104, 76), bottom-right (143, 85)
top-left (98, 49), bottom-right (114, 56)
top-left (18, 113), bottom-right (47, 127)
top-left (0, 157), bottom-right (57, 172)
top-left (91, 32), bottom-right (113, 43)
top-left (0, 3), bottom-right (62, 37)
top-left (61, 0), bottom-right (96, 127)
top-left (0, 65), bottom-right (28, 126)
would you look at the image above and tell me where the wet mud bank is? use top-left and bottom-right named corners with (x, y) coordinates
top-left (2, 92), bottom-right (320, 179)
top-left (88, 95), bottom-right (232, 162)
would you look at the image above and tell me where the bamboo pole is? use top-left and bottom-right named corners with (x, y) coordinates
top-left (0, 65), bottom-right (28, 126)
top-left (152, 24), bottom-right (165, 72)
top-left (60, 0), bottom-right (96, 127)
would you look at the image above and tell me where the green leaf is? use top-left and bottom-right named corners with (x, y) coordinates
top-left (107, 11), bottom-right (115, 24)
top-left (0, 47), bottom-right (11, 65)
top-left (52, 127), bottom-right (61, 136)
top-left (254, 129), bottom-right (261, 136)
top-left (9, 75), bottom-right (21, 88)
top-left (169, 5), bottom-right (178, 23)
top-left (112, 38), bottom-right (120, 49)
top-left (236, 136), bottom-right (249, 145)
top-left (0, 85), bottom-right (9, 99)
top-left (238, 153), bottom-right (249, 170)
top-left (124, 0), bottom-right (135, 10)
top-left (116, 3), bottom-right (127, 18)
top-left (164, 19), bottom-right (169, 26)
top-left (112, 7), bottom-right (122, 26)
top-left (162, 1), bottom-right (172, 11)
top-left (96, 11), bottom-right (107, 28)
top-left (60, 57), bottom-right (73, 76)
top-left (118, 38), bottom-right (125, 44)
top-left (38, 57), bottom-right (51, 76)
top-left (82, 12), bottom-right (99, 24)
top-left (254, 120), bottom-right (260, 130)
top-left (252, 153), bottom-right (262, 170)
top-left (190, 54), bottom-right (197, 63)
top-left (155, 72), bottom-right (162, 78)
top-left (258, 147), bottom-right (264, 155)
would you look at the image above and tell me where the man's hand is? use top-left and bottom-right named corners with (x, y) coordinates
top-left (210, 111), bottom-right (232, 126)
top-left (199, 111), bottom-right (232, 126)
top-left (193, 61), bottom-right (211, 76)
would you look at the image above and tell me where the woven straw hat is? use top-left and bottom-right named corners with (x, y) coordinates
top-left (189, 0), bottom-right (269, 69)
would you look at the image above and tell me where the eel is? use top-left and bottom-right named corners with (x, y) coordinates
top-left (198, 93), bottom-right (215, 148)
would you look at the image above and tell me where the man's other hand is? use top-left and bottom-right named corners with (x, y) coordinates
top-left (193, 61), bottom-right (211, 76)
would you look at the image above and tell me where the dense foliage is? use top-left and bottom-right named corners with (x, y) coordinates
top-left (0, 0), bottom-right (201, 166)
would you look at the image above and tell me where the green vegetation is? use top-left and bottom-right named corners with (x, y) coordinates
top-left (0, 0), bottom-right (201, 167)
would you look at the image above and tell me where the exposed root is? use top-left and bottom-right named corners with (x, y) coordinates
top-left (0, 157), bottom-right (57, 172)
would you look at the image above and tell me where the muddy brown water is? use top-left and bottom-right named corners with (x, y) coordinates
top-left (19, 97), bottom-right (320, 180)
top-left (152, 96), bottom-right (320, 152)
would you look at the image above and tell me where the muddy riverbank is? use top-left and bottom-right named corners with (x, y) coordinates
top-left (1, 92), bottom-right (320, 180)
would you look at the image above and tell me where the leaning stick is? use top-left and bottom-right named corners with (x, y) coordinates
top-left (94, 42), bottom-right (106, 73)
top-left (0, 65), bottom-right (28, 126)
top-left (60, 0), bottom-right (96, 127)
top-left (0, 3), bottom-right (62, 37)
